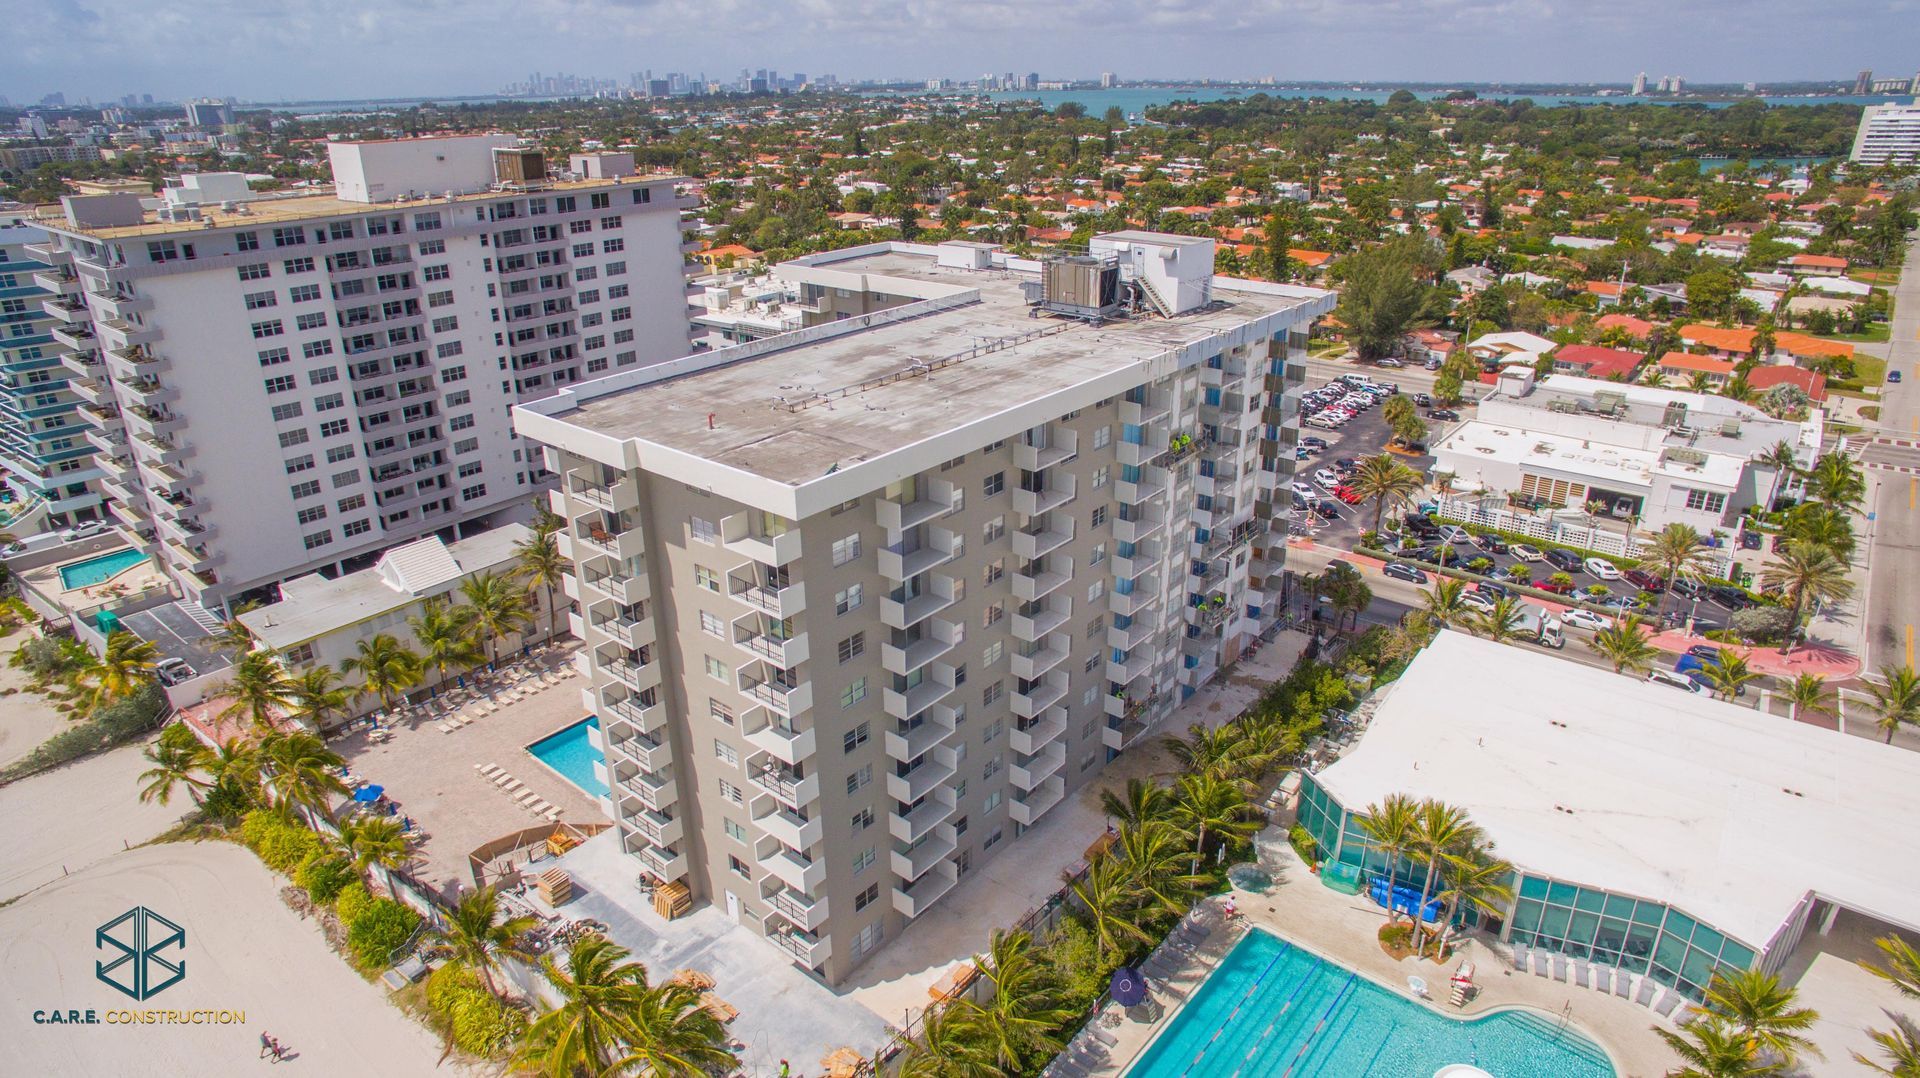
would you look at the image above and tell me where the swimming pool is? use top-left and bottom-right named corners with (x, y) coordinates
top-left (58, 548), bottom-right (151, 590)
top-left (1128, 929), bottom-right (1615, 1077)
top-left (526, 716), bottom-right (607, 799)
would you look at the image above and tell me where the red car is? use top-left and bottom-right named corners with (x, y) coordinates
top-left (1535, 578), bottom-right (1575, 595)
top-left (1623, 569), bottom-right (1666, 593)
top-left (1330, 484), bottom-right (1365, 505)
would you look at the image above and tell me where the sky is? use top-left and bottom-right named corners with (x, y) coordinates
top-left (7, 0), bottom-right (1920, 104)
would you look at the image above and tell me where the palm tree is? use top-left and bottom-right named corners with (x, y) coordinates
top-left (1349, 453), bottom-right (1425, 534)
top-left (1069, 855), bottom-right (1154, 962)
top-left (1160, 724), bottom-right (1240, 783)
top-left (1657, 1016), bottom-right (1784, 1078)
top-left (1593, 615), bottom-right (1660, 675)
top-left (1758, 541), bottom-right (1853, 654)
top-left (340, 633), bottom-right (423, 715)
top-left (1421, 578), bottom-right (1471, 630)
top-left (220, 650), bottom-right (295, 732)
top-left (1410, 800), bottom-right (1481, 953)
top-left (257, 730), bottom-right (347, 825)
top-left (1867, 933), bottom-right (1920, 998)
top-left (336, 814), bottom-right (412, 893)
top-left (461, 570), bottom-right (533, 669)
top-left (408, 599), bottom-right (482, 695)
top-left (1168, 772), bottom-right (1258, 863)
top-left (1853, 1015), bottom-right (1920, 1076)
top-left (78, 630), bottom-right (159, 711)
top-left (514, 529), bottom-right (569, 645)
top-left (960, 928), bottom-right (1073, 1074)
top-left (1114, 821), bottom-right (1206, 917)
top-left (286, 665), bottom-right (354, 731)
top-left (200, 736), bottom-right (264, 808)
top-left (1434, 840), bottom-right (1515, 949)
top-left (1701, 650), bottom-right (1761, 703)
top-left (1692, 968), bottom-right (1822, 1067)
top-left (1642, 524), bottom-right (1708, 619)
top-left (513, 937), bottom-right (666, 1078)
top-left (529, 501), bottom-right (565, 539)
top-left (138, 723), bottom-right (212, 806)
top-left (1783, 503), bottom-right (1857, 562)
top-left (1098, 777), bottom-right (1173, 831)
top-left (608, 979), bottom-right (737, 1077)
top-left (1805, 452), bottom-right (1864, 510)
top-left (1865, 665), bottom-right (1920, 745)
top-left (1469, 595), bottom-right (1526, 644)
top-left (437, 884), bottom-right (538, 998)
top-left (1758, 439), bottom-right (1799, 507)
top-left (1784, 674), bottom-right (1832, 723)
top-left (1356, 794), bottom-right (1422, 925)
top-left (895, 1003), bottom-right (1002, 1078)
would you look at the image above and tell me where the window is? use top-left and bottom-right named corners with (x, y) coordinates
top-left (430, 315), bottom-right (458, 333)
top-left (983, 641), bottom-right (1004, 666)
top-left (284, 455), bottom-right (315, 475)
top-left (714, 739), bottom-right (739, 766)
top-left (983, 471), bottom-right (1005, 496)
top-left (841, 677), bottom-right (868, 708)
top-left (251, 319), bottom-right (284, 339)
top-left (283, 256), bottom-right (314, 273)
top-left (694, 565), bottom-right (720, 592)
top-left (982, 682), bottom-right (1002, 706)
top-left (983, 516), bottom-right (1005, 544)
top-left (314, 393), bottom-right (344, 412)
top-left (690, 516), bottom-right (717, 543)
top-left (330, 470), bottom-right (359, 489)
top-left (851, 808), bottom-right (875, 833)
top-left (602, 238), bottom-right (624, 254)
top-left (423, 264), bottom-right (450, 282)
top-left (303, 530), bottom-right (333, 550)
top-left (258, 347), bottom-right (290, 367)
top-left (277, 429), bottom-right (309, 449)
top-left (1091, 505), bottom-right (1108, 528)
top-left (1090, 543), bottom-right (1107, 567)
top-left (1086, 615), bottom-right (1106, 638)
top-left (244, 290), bottom-right (277, 310)
top-left (235, 231), bottom-right (260, 251)
top-left (289, 284), bottom-right (321, 303)
top-left (1092, 465), bottom-right (1110, 490)
top-left (302, 339), bottom-right (333, 359)
top-left (338, 494), bottom-right (366, 512)
top-left (854, 882), bottom-right (881, 912)
top-left (343, 519), bottom-right (371, 538)
top-left (831, 534), bottom-right (861, 566)
top-left (705, 656), bottom-right (729, 682)
top-left (835, 584), bottom-right (862, 615)
top-left (321, 420), bottom-right (351, 439)
top-left (723, 819), bottom-right (747, 843)
top-left (1093, 424), bottom-right (1111, 450)
top-left (237, 263), bottom-right (270, 281)
top-left (839, 633), bottom-right (865, 663)
top-left (417, 239), bottom-right (445, 256)
top-left (983, 559), bottom-right (1004, 586)
top-left (1683, 489), bottom-right (1728, 514)
top-left (984, 790), bottom-right (1003, 813)
top-left (263, 375), bottom-right (297, 395)
top-left (270, 402), bottom-right (303, 422)
top-left (308, 366), bottom-right (339, 385)
top-left (271, 226), bottom-right (305, 247)
top-left (718, 779), bottom-right (743, 804)
top-left (296, 505), bottom-right (327, 525)
top-left (700, 611), bottom-right (724, 637)
top-left (294, 312), bottom-right (327, 332)
top-left (983, 602), bottom-right (1004, 628)
top-left (1087, 579), bottom-right (1106, 602)
top-left (851, 846), bottom-right (875, 874)
top-left (843, 722), bottom-right (870, 752)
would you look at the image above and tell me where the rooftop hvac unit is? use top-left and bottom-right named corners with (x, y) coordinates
top-left (493, 148), bottom-right (548, 187)
top-left (1036, 255), bottom-right (1122, 321)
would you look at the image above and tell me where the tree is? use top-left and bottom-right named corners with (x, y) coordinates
top-left (1782, 503), bottom-right (1856, 562)
top-left (78, 631), bottom-right (159, 712)
top-left (286, 665), bottom-right (355, 731)
top-left (341, 633), bottom-right (424, 715)
top-left (1642, 524), bottom-right (1709, 619)
top-left (1410, 801), bottom-right (1481, 952)
top-left (257, 730), bottom-right (347, 825)
top-left (1099, 777), bottom-right (1173, 831)
top-left (1113, 821), bottom-right (1206, 917)
top-left (1656, 1016), bottom-right (1784, 1078)
top-left (960, 928), bottom-right (1073, 1074)
top-left (514, 529), bottom-right (569, 645)
top-left (1469, 595), bottom-right (1526, 645)
top-left (1784, 674), bottom-right (1832, 723)
top-left (1333, 236), bottom-right (1437, 360)
top-left (1168, 772), bottom-right (1258, 863)
top-left (1593, 616), bottom-right (1659, 674)
top-left (516, 937), bottom-right (717, 1078)
top-left (1421, 579), bottom-right (1471, 630)
top-left (1263, 211), bottom-right (1292, 281)
top-left (1759, 541), bottom-right (1854, 654)
top-left (1864, 665), bottom-right (1920, 745)
top-left (220, 651), bottom-right (295, 732)
top-left (1159, 724), bottom-right (1240, 783)
top-left (1701, 650), bottom-right (1761, 702)
top-left (138, 722), bottom-right (213, 807)
top-left (610, 978), bottom-right (738, 1077)
top-left (409, 599), bottom-right (483, 695)
top-left (1319, 564), bottom-right (1373, 633)
top-left (1349, 454), bottom-right (1425, 535)
top-left (438, 885), bottom-right (538, 999)
top-left (336, 813), bottom-right (412, 892)
top-left (895, 1003), bottom-right (1002, 1078)
top-left (461, 571), bottom-right (533, 670)
top-left (1069, 855), bottom-right (1154, 963)
top-left (1853, 1015), bottom-right (1920, 1076)
top-left (1356, 794), bottom-right (1422, 926)
top-left (1685, 267), bottom-right (1740, 321)
top-left (1434, 840), bottom-right (1515, 949)
top-left (1804, 452), bottom-right (1865, 510)
top-left (1867, 933), bottom-right (1920, 999)
top-left (1692, 968), bottom-right (1822, 1067)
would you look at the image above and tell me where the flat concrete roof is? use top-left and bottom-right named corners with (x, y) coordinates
top-left (1433, 419), bottom-right (1745, 491)
top-left (553, 248), bottom-right (1327, 487)
top-left (1314, 632), bottom-right (1920, 950)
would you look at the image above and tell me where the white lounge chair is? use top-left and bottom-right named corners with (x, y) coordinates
top-left (437, 723), bottom-right (454, 734)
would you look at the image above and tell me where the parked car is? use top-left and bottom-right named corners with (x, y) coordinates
top-left (1334, 458), bottom-right (1360, 475)
top-left (1542, 548), bottom-right (1583, 573)
top-left (1476, 582), bottom-right (1509, 600)
top-left (1291, 482), bottom-right (1317, 499)
top-left (1383, 562), bottom-right (1429, 584)
top-left (1412, 393), bottom-right (1432, 407)
top-left (1671, 577), bottom-right (1705, 600)
top-left (1437, 524), bottom-right (1472, 545)
top-left (1330, 485), bottom-right (1364, 505)
top-left (1562, 608), bottom-right (1611, 631)
top-left (1535, 577), bottom-right (1575, 595)
top-left (59, 522), bottom-right (112, 542)
top-left (155, 658), bottom-right (195, 686)
top-left (1623, 569), bottom-right (1666, 593)
top-left (1459, 591), bottom-right (1497, 614)
top-left (1313, 468), bottom-right (1341, 488)
top-left (1891, 371), bottom-right (1904, 384)
top-left (1510, 544), bottom-right (1544, 563)
top-left (1706, 585), bottom-right (1757, 611)
top-left (1647, 669), bottom-right (1702, 693)
top-left (1301, 436), bottom-right (1329, 449)
top-left (1376, 357), bottom-right (1404, 368)
top-left (1403, 513), bottom-right (1440, 539)
top-left (1470, 533), bottom-right (1509, 554)
top-left (1685, 644), bottom-right (1726, 662)
top-left (1426, 408), bottom-right (1461, 421)
top-left (1424, 358), bottom-right (1443, 371)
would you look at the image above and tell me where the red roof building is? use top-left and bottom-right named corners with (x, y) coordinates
top-left (1552, 345), bottom-right (1644, 381)
top-left (1747, 365), bottom-right (1829, 402)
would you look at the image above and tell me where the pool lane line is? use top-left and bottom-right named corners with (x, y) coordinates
top-left (1225, 956), bottom-right (1330, 1078)
top-left (1173, 940), bottom-right (1295, 1078)
top-left (1280, 972), bottom-right (1361, 1078)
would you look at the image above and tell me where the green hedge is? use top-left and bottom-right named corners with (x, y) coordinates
top-left (424, 965), bottom-right (527, 1059)
top-left (294, 853), bottom-right (358, 905)
top-left (335, 881), bottom-right (374, 924)
top-left (239, 809), bottom-right (329, 873)
top-left (1288, 824), bottom-right (1321, 866)
top-left (0, 682), bottom-right (168, 783)
top-left (346, 896), bottom-right (421, 969)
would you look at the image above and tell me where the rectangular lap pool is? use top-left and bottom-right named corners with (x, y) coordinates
top-left (58, 548), bottom-right (150, 590)
top-left (1128, 929), bottom-right (1615, 1078)
top-left (525, 716), bottom-right (607, 799)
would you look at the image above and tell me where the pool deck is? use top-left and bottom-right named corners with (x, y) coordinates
top-left (1085, 836), bottom-right (1679, 1078)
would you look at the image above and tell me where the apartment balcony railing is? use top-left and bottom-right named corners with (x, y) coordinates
top-left (767, 923), bottom-right (831, 969)
top-left (1011, 601), bottom-right (1070, 643)
top-left (759, 845), bottom-right (827, 894)
top-left (1012, 559), bottom-right (1072, 603)
top-left (1010, 742), bottom-right (1067, 792)
top-left (885, 748), bottom-right (958, 804)
top-left (1012, 473), bottom-right (1076, 517)
top-left (752, 797), bottom-right (824, 850)
top-left (721, 513), bottom-right (802, 566)
top-left (608, 725), bottom-right (671, 772)
top-left (1009, 775), bottom-right (1067, 826)
top-left (881, 624), bottom-right (957, 677)
top-left (876, 481), bottom-right (960, 534)
top-left (639, 843), bottom-right (688, 882)
top-left (893, 861), bottom-right (960, 919)
top-left (878, 528), bottom-right (960, 582)
top-left (889, 789), bottom-right (958, 844)
top-left (1010, 708), bottom-right (1068, 755)
top-left (1011, 674), bottom-right (1068, 719)
top-left (742, 675), bottom-right (812, 719)
top-left (749, 758), bottom-right (821, 809)
top-left (743, 712), bottom-right (817, 766)
top-left (617, 768), bottom-right (678, 812)
top-left (1011, 518), bottom-right (1074, 561)
top-left (766, 887), bottom-right (829, 932)
top-left (890, 827), bottom-right (957, 883)
top-left (880, 575), bottom-right (956, 629)
top-left (621, 803), bottom-right (683, 847)
top-left (883, 708), bottom-right (958, 764)
top-left (1013, 429), bottom-right (1078, 473)
top-left (1010, 634), bottom-right (1070, 680)
top-left (729, 573), bottom-right (805, 619)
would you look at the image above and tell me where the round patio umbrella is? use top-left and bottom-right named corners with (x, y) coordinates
top-left (352, 784), bottom-right (385, 802)
top-left (1109, 967), bottom-right (1148, 1008)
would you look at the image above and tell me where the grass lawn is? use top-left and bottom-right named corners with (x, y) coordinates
top-left (1826, 324), bottom-right (1891, 344)
top-left (1830, 353), bottom-right (1888, 398)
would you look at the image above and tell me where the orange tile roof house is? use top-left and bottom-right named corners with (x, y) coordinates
top-left (1773, 331), bottom-right (1854, 363)
top-left (1596, 313), bottom-right (1655, 340)
top-left (1787, 253), bottom-right (1848, 276)
top-left (1552, 344), bottom-right (1644, 381)
top-left (1678, 324), bottom-right (1756, 357)
top-left (1657, 352), bottom-right (1737, 385)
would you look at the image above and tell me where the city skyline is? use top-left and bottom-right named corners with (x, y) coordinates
top-left (7, 0), bottom-right (1917, 104)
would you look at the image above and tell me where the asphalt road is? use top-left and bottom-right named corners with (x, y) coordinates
top-left (1859, 228), bottom-right (1920, 674)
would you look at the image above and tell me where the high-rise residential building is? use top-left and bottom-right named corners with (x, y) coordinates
top-left (1101, 72), bottom-right (1118, 89)
top-left (1631, 72), bottom-right (1648, 96)
top-left (27, 136), bottom-right (696, 610)
top-left (1851, 100), bottom-right (1920, 165)
top-left (1854, 70), bottom-right (1874, 95)
top-left (0, 208), bottom-right (107, 529)
top-left (183, 99), bottom-right (233, 128)
top-left (516, 233), bottom-right (1333, 984)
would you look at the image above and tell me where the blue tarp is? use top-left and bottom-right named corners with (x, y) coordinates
top-left (352, 784), bottom-right (385, 802)
top-left (1368, 876), bottom-right (1443, 923)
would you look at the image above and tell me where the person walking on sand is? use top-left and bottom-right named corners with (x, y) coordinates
top-left (260, 1032), bottom-right (274, 1059)
top-left (270, 1038), bottom-right (288, 1063)
top-left (780, 1061), bottom-right (791, 1078)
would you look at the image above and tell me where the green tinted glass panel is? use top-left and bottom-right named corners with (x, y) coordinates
top-left (1719, 942), bottom-right (1755, 969)
top-left (1681, 947), bottom-right (1719, 988)
top-left (1691, 925), bottom-right (1724, 955)
top-left (1540, 905), bottom-right (1572, 938)
top-left (1519, 876), bottom-right (1550, 900)
top-left (1569, 911), bottom-right (1601, 944)
top-left (1633, 901), bottom-right (1666, 925)
top-left (1665, 910), bottom-right (1698, 941)
top-left (1547, 881), bottom-right (1579, 905)
top-left (1572, 888), bottom-right (1606, 913)
top-left (1511, 899), bottom-right (1542, 934)
top-left (1654, 933), bottom-right (1688, 969)
top-left (1603, 894), bottom-right (1637, 919)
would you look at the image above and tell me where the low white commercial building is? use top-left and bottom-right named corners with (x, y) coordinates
top-left (1431, 370), bottom-right (1818, 530)
top-left (1299, 632), bottom-right (1920, 1002)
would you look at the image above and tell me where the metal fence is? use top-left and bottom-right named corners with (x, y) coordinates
top-left (1430, 496), bottom-right (1736, 578)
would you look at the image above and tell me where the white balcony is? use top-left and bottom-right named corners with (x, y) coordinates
top-left (1012, 473), bottom-right (1077, 516)
top-left (1011, 600), bottom-right (1071, 643)
top-left (891, 826), bottom-right (957, 882)
top-left (607, 724), bottom-right (672, 771)
top-left (722, 513), bottom-right (802, 566)
top-left (1113, 508), bottom-right (1166, 543)
top-left (759, 845), bottom-right (827, 893)
top-left (1011, 518), bottom-right (1074, 561)
top-left (1011, 742), bottom-right (1068, 791)
top-left (765, 888), bottom-right (830, 932)
top-left (1102, 722), bottom-right (1126, 750)
top-left (1010, 775), bottom-right (1067, 825)
top-left (621, 803), bottom-right (684, 847)
top-left (1108, 619), bottom-right (1156, 652)
top-left (878, 527), bottom-right (960, 581)
top-left (66, 376), bottom-right (110, 406)
top-left (743, 711), bottom-right (817, 766)
top-left (576, 521), bottom-right (646, 562)
top-left (882, 671), bottom-right (955, 719)
top-left (884, 708), bottom-right (958, 763)
top-left (591, 612), bottom-right (656, 651)
top-left (881, 621), bottom-right (959, 676)
top-left (733, 621), bottom-right (810, 667)
top-left (1119, 392), bottom-right (1171, 426)
top-left (97, 318), bottom-right (158, 351)
top-left (748, 757), bottom-right (821, 808)
top-left (603, 655), bottom-right (660, 695)
top-left (617, 769), bottom-right (678, 812)
top-left (893, 860), bottom-right (960, 919)
top-left (730, 577), bottom-right (805, 620)
top-left (741, 675), bottom-right (813, 719)
top-left (752, 795), bottom-right (824, 850)
top-left (1010, 708), bottom-right (1068, 754)
top-left (1012, 558), bottom-right (1072, 603)
top-left (640, 843), bottom-right (689, 882)
top-left (768, 923), bottom-right (831, 969)
top-left (1107, 651), bottom-right (1153, 685)
top-left (602, 689), bottom-right (667, 734)
top-left (885, 748), bottom-right (958, 803)
top-left (877, 480), bottom-right (959, 534)
top-left (566, 469), bottom-right (639, 513)
top-left (31, 268), bottom-right (79, 295)
top-left (880, 574), bottom-right (957, 629)
top-left (1011, 674), bottom-right (1068, 719)
top-left (1010, 634), bottom-right (1071, 680)
top-left (1109, 580), bottom-right (1160, 616)
top-left (889, 789), bottom-right (958, 843)
top-left (49, 323), bottom-right (96, 351)
top-left (1014, 428), bottom-right (1078, 472)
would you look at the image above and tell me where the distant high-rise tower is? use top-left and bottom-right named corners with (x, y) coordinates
top-left (1631, 72), bottom-right (1648, 96)
top-left (1101, 72), bottom-right (1117, 89)
top-left (1669, 76), bottom-right (1685, 93)
top-left (1854, 70), bottom-right (1873, 95)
